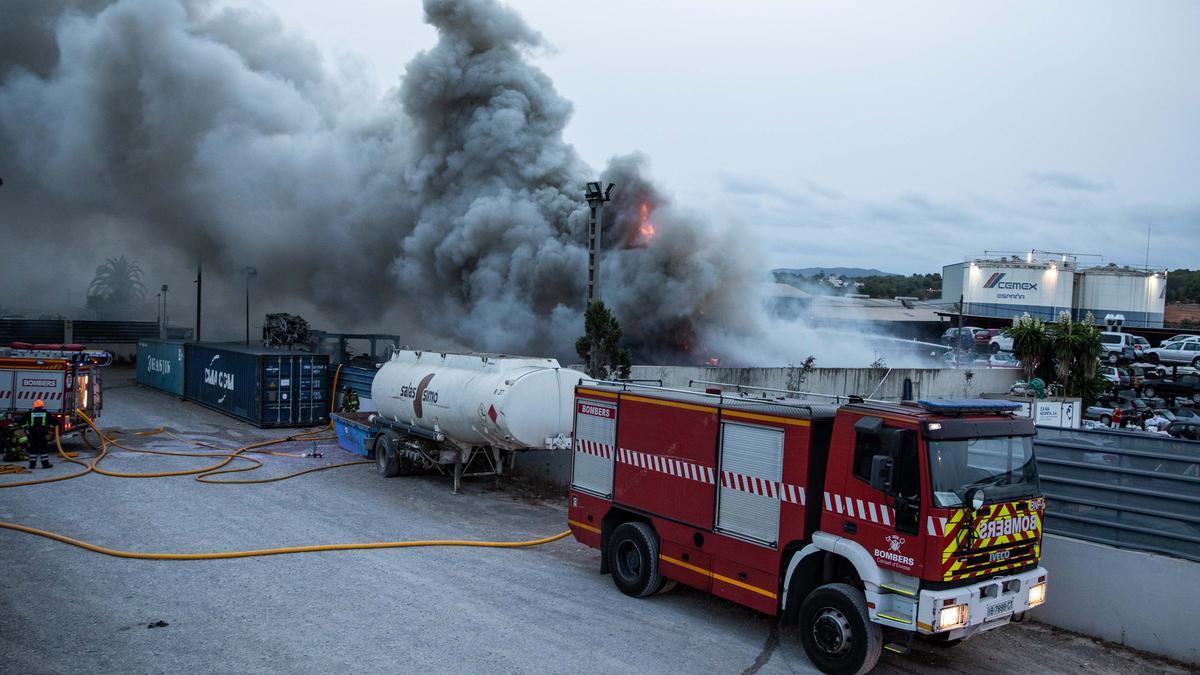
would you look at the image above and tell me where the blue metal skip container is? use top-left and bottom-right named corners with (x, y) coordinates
top-left (136, 339), bottom-right (187, 396)
top-left (184, 343), bottom-right (329, 429)
top-left (331, 412), bottom-right (375, 456)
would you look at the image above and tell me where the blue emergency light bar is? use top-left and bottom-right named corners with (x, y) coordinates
top-left (917, 399), bottom-right (1022, 414)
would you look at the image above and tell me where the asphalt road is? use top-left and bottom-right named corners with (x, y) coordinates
top-left (0, 374), bottom-right (1188, 674)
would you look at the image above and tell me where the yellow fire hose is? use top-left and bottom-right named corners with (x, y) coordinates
top-left (0, 408), bottom-right (571, 559)
top-left (0, 521), bottom-right (571, 561)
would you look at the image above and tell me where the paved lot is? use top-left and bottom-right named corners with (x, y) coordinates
top-left (0, 373), bottom-right (1189, 674)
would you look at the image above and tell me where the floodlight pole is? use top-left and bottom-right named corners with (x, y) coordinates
top-left (584, 181), bottom-right (615, 303)
top-left (195, 263), bottom-right (202, 342)
top-left (161, 284), bottom-right (169, 339)
top-left (242, 266), bottom-right (257, 345)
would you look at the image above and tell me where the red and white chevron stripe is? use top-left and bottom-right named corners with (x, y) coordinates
top-left (617, 447), bottom-right (716, 485)
top-left (0, 391), bottom-right (10, 399)
top-left (824, 491), bottom-right (894, 526)
top-left (926, 516), bottom-right (950, 536)
top-left (574, 438), bottom-right (614, 459)
top-left (17, 391), bottom-right (63, 400)
top-left (721, 470), bottom-right (806, 505)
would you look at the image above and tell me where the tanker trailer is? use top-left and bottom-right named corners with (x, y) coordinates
top-left (368, 349), bottom-right (587, 492)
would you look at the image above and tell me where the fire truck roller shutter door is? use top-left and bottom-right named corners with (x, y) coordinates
top-left (571, 399), bottom-right (617, 497)
top-left (0, 371), bottom-right (13, 412)
top-left (716, 422), bottom-right (784, 545)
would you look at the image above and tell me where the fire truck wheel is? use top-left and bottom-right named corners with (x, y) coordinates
top-left (608, 522), bottom-right (662, 598)
top-left (797, 583), bottom-right (881, 675)
top-left (374, 435), bottom-right (402, 478)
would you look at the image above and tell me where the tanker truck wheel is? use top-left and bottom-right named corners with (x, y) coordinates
top-left (607, 522), bottom-right (663, 598)
top-left (374, 435), bottom-right (402, 478)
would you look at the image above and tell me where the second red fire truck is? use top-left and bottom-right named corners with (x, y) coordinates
top-left (567, 382), bottom-right (1047, 674)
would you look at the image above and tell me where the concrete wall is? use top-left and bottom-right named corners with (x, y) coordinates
top-left (627, 365), bottom-right (1020, 402)
top-left (1034, 534), bottom-right (1199, 665)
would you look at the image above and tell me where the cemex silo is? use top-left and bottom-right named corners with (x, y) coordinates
top-left (942, 255), bottom-right (1074, 323)
top-left (1073, 264), bottom-right (1166, 328)
top-left (941, 253), bottom-right (1166, 328)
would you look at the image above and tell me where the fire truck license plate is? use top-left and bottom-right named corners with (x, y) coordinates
top-left (986, 599), bottom-right (1014, 620)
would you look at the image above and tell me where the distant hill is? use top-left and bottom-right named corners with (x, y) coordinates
top-left (772, 267), bottom-right (897, 279)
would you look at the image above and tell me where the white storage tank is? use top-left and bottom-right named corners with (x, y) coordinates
top-left (1074, 266), bottom-right (1165, 328)
top-left (371, 349), bottom-right (587, 451)
top-left (944, 258), bottom-right (1074, 322)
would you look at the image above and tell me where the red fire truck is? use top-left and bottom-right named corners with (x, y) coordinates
top-left (567, 383), bottom-right (1047, 674)
top-left (0, 344), bottom-right (107, 439)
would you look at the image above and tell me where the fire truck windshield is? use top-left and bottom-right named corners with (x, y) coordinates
top-left (927, 435), bottom-right (1037, 508)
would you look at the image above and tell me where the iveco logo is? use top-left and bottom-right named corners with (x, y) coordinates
top-left (983, 273), bottom-right (1037, 291)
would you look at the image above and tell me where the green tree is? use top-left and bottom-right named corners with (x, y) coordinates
top-left (1008, 311), bottom-right (1106, 406)
top-left (1006, 313), bottom-right (1048, 381)
top-left (1164, 269), bottom-right (1200, 303)
top-left (575, 300), bottom-right (632, 380)
top-left (86, 255), bottom-right (147, 315)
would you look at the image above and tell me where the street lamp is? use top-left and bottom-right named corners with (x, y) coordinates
top-left (241, 267), bottom-right (257, 345)
top-left (584, 181), bottom-right (615, 303)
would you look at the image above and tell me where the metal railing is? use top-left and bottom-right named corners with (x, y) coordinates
top-left (1035, 426), bottom-right (1200, 562)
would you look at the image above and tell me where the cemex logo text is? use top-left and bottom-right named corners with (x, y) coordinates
top-left (983, 273), bottom-right (1037, 291)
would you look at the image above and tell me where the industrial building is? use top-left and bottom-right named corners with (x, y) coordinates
top-left (942, 254), bottom-right (1167, 328)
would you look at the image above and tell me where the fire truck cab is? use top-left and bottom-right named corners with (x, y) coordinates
top-left (567, 383), bottom-right (1046, 674)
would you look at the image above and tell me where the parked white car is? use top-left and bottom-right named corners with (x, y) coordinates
top-left (1145, 341), bottom-right (1200, 367)
top-left (1131, 335), bottom-right (1151, 359)
top-left (1099, 331), bottom-right (1138, 364)
top-left (1160, 334), bottom-right (1200, 349)
top-left (989, 333), bottom-right (1014, 353)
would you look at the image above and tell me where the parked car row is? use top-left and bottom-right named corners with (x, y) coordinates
top-left (1082, 388), bottom-right (1200, 439)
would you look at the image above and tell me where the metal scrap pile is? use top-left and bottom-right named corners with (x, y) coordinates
top-left (262, 313), bottom-right (311, 348)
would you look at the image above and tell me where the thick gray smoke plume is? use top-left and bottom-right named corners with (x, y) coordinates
top-left (0, 0), bottom-right (756, 360)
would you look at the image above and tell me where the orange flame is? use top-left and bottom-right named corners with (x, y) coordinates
top-left (638, 203), bottom-right (656, 242)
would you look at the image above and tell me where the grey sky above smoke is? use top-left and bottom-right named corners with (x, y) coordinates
top-left (261, 0), bottom-right (1200, 275)
top-left (0, 0), bottom-right (746, 360)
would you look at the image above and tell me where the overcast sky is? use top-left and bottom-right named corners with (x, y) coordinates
top-left (250, 0), bottom-right (1198, 274)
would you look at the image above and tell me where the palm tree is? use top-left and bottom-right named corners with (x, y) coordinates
top-left (1048, 311), bottom-right (1083, 392)
top-left (1006, 313), bottom-right (1047, 381)
top-left (86, 255), bottom-right (147, 314)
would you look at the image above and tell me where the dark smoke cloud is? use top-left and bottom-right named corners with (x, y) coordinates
top-left (0, 0), bottom-right (757, 360)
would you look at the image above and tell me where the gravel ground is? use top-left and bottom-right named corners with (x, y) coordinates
top-left (0, 372), bottom-right (1190, 674)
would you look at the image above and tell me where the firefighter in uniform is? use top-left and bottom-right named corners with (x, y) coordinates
top-left (23, 400), bottom-right (56, 469)
top-left (341, 387), bottom-right (360, 413)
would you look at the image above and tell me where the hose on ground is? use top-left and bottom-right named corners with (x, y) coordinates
top-left (0, 410), bottom-right (362, 488)
top-left (0, 407), bottom-right (573, 560)
top-left (0, 521), bottom-right (571, 561)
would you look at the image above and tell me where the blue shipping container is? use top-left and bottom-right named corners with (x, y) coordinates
top-left (183, 343), bottom-right (329, 428)
top-left (136, 339), bottom-right (187, 396)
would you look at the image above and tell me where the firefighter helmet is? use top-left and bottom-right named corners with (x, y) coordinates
top-left (33, 399), bottom-right (45, 409)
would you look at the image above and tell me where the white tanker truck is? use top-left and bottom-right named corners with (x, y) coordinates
top-left (365, 349), bottom-right (587, 492)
